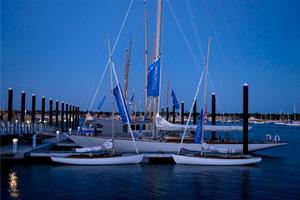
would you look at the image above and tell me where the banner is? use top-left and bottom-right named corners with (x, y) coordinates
top-left (194, 106), bottom-right (207, 144)
top-left (171, 90), bottom-right (180, 110)
top-left (147, 58), bottom-right (161, 96)
top-left (113, 85), bottom-right (131, 123)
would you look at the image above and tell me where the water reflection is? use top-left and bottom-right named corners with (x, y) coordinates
top-left (8, 170), bottom-right (20, 199)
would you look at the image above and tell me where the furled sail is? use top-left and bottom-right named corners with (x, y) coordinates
top-left (155, 114), bottom-right (250, 132)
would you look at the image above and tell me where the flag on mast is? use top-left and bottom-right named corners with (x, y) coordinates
top-left (171, 90), bottom-right (180, 110)
top-left (113, 85), bottom-right (131, 123)
top-left (147, 58), bottom-right (161, 97)
top-left (194, 106), bottom-right (207, 144)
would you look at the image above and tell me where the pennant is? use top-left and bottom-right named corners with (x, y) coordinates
top-left (113, 85), bottom-right (131, 123)
top-left (171, 90), bottom-right (180, 110)
top-left (147, 58), bottom-right (161, 96)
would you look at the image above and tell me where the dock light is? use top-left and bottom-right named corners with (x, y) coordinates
top-left (43, 120), bottom-right (46, 124)
top-left (56, 131), bottom-right (60, 140)
top-left (15, 120), bottom-right (18, 123)
top-left (12, 138), bottom-right (18, 153)
top-left (26, 120), bottom-right (30, 124)
top-left (77, 126), bottom-right (80, 133)
top-left (69, 128), bottom-right (72, 135)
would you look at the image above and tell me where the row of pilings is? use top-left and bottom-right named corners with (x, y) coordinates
top-left (1, 88), bottom-right (81, 135)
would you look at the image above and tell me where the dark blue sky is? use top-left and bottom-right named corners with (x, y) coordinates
top-left (1, 0), bottom-right (300, 113)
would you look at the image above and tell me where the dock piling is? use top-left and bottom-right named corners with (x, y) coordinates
top-left (212, 93), bottom-right (217, 140)
top-left (243, 83), bottom-right (249, 155)
top-left (181, 102), bottom-right (184, 124)
top-left (8, 88), bottom-right (13, 121)
top-left (193, 100), bottom-right (197, 125)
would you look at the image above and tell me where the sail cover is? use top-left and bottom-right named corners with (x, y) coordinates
top-left (155, 114), bottom-right (250, 132)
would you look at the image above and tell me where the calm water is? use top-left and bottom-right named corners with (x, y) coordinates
top-left (1, 125), bottom-right (300, 200)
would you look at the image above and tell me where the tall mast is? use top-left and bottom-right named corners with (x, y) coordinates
top-left (201, 37), bottom-right (211, 146)
top-left (144, 0), bottom-right (149, 115)
top-left (153, 0), bottom-right (163, 119)
top-left (124, 39), bottom-right (132, 104)
top-left (166, 79), bottom-right (170, 108)
top-left (108, 38), bottom-right (115, 155)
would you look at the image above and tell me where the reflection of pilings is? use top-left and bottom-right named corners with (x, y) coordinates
top-left (61, 102), bottom-right (64, 132)
top-left (41, 96), bottom-right (45, 124)
top-left (21, 91), bottom-right (26, 123)
top-left (49, 99), bottom-right (53, 126)
top-left (8, 88), bottom-right (13, 122)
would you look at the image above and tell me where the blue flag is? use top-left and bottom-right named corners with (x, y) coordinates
top-left (171, 90), bottom-right (180, 110)
top-left (147, 58), bottom-right (161, 96)
top-left (113, 85), bottom-right (131, 123)
top-left (194, 109), bottom-right (203, 144)
top-left (97, 96), bottom-right (106, 110)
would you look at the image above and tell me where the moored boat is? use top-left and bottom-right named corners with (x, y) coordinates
top-left (172, 153), bottom-right (261, 166)
top-left (51, 153), bottom-right (144, 165)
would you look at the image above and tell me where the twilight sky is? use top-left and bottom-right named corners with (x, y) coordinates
top-left (1, 0), bottom-right (300, 113)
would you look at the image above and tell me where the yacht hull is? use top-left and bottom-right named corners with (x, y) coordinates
top-left (68, 135), bottom-right (287, 153)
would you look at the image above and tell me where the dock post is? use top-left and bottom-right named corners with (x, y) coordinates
top-left (212, 92), bottom-right (217, 140)
top-left (55, 100), bottom-right (59, 128)
top-left (8, 88), bottom-right (13, 122)
top-left (243, 83), bottom-right (249, 155)
top-left (65, 103), bottom-right (69, 130)
top-left (49, 99), bottom-right (53, 127)
top-left (31, 94), bottom-right (36, 133)
top-left (61, 102), bottom-right (64, 132)
top-left (72, 104), bottom-right (75, 129)
top-left (21, 91), bottom-right (26, 123)
top-left (69, 104), bottom-right (72, 129)
top-left (181, 102), bottom-right (184, 124)
top-left (166, 106), bottom-right (169, 121)
top-left (41, 96), bottom-right (45, 124)
top-left (12, 138), bottom-right (18, 153)
top-left (193, 100), bottom-right (197, 125)
top-left (32, 134), bottom-right (36, 148)
top-left (56, 130), bottom-right (60, 140)
top-left (172, 104), bottom-right (175, 123)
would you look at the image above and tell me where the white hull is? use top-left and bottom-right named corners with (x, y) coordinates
top-left (69, 135), bottom-right (287, 153)
top-left (172, 154), bottom-right (262, 165)
top-left (285, 123), bottom-right (300, 127)
top-left (51, 154), bottom-right (144, 165)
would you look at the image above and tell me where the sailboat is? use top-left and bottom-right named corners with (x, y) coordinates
top-left (68, 0), bottom-right (286, 153)
top-left (172, 38), bottom-right (261, 166)
top-left (51, 40), bottom-right (144, 165)
top-left (285, 105), bottom-right (300, 127)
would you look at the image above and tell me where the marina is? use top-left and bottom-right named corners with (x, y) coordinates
top-left (2, 0), bottom-right (300, 199)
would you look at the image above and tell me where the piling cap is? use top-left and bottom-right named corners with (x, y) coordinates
top-left (22, 91), bottom-right (25, 93)
top-left (42, 96), bottom-right (45, 98)
top-left (8, 87), bottom-right (12, 90)
top-left (49, 98), bottom-right (52, 100)
top-left (243, 83), bottom-right (248, 86)
top-left (32, 93), bottom-right (36, 96)
top-left (212, 92), bottom-right (215, 95)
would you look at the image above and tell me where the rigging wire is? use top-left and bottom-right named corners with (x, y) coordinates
top-left (166, 0), bottom-right (204, 73)
top-left (87, 0), bottom-right (134, 113)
